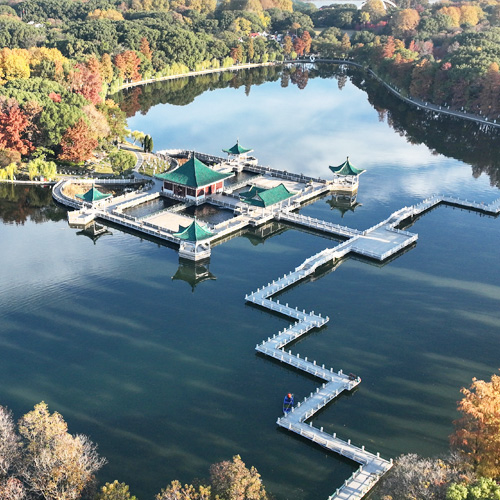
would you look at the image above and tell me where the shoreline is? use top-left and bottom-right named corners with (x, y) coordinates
top-left (115, 57), bottom-right (499, 130)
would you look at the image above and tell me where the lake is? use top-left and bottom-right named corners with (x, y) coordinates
top-left (1, 64), bottom-right (499, 500)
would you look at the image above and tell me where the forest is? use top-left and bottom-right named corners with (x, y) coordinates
top-left (0, 0), bottom-right (498, 177)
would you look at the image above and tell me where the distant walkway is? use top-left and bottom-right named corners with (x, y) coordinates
top-left (294, 57), bottom-right (500, 130)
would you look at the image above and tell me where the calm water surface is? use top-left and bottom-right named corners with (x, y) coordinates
top-left (1, 68), bottom-right (499, 500)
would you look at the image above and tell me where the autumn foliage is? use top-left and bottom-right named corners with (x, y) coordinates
top-left (114, 51), bottom-right (142, 82)
top-left (59, 117), bottom-right (98, 163)
top-left (0, 102), bottom-right (33, 155)
top-left (451, 372), bottom-right (500, 478)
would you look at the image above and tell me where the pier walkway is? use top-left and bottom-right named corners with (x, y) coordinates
top-left (245, 193), bottom-right (500, 499)
top-left (246, 256), bottom-right (393, 499)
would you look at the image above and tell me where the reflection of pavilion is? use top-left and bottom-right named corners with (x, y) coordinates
top-left (76, 222), bottom-right (112, 244)
top-left (172, 259), bottom-right (216, 291)
top-left (326, 194), bottom-right (361, 217)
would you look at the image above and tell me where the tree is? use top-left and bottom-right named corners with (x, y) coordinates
top-left (377, 453), bottom-right (472, 500)
top-left (210, 455), bottom-right (269, 500)
top-left (230, 45), bottom-right (243, 63)
top-left (27, 157), bottom-right (57, 180)
top-left (0, 102), bottom-right (33, 156)
top-left (283, 35), bottom-right (292, 56)
top-left (67, 59), bottom-right (103, 105)
top-left (301, 31), bottom-right (312, 54)
top-left (18, 402), bottom-right (106, 500)
top-left (0, 406), bottom-right (21, 480)
top-left (447, 477), bottom-right (500, 500)
top-left (451, 372), bottom-right (500, 478)
top-left (292, 37), bottom-right (306, 57)
top-left (109, 149), bottom-right (136, 174)
top-left (392, 9), bottom-right (420, 38)
top-left (140, 37), bottom-right (153, 61)
top-left (0, 48), bottom-right (31, 83)
top-left (156, 480), bottom-right (211, 500)
top-left (100, 53), bottom-right (114, 84)
top-left (97, 480), bottom-right (137, 500)
top-left (361, 0), bottom-right (385, 23)
top-left (114, 51), bottom-right (141, 82)
top-left (340, 33), bottom-right (351, 54)
top-left (59, 118), bottom-right (98, 163)
top-left (247, 37), bottom-right (255, 62)
top-left (143, 134), bottom-right (153, 153)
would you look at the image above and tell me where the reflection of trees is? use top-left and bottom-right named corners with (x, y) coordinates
top-left (347, 67), bottom-right (500, 187)
top-left (112, 66), bottom-right (282, 118)
top-left (114, 63), bottom-right (500, 187)
top-left (0, 185), bottom-right (67, 225)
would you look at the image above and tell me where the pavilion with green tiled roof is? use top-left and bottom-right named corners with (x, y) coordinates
top-left (240, 183), bottom-right (295, 208)
top-left (75, 186), bottom-right (112, 205)
top-left (329, 157), bottom-right (365, 177)
top-left (173, 219), bottom-right (215, 242)
top-left (156, 155), bottom-right (234, 202)
top-left (222, 140), bottom-right (253, 157)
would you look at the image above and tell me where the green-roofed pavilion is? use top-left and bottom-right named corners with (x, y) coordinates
top-left (240, 183), bottom-right (295, 208)
top-left (173, 219), bottom-right (215, 242)
top-left (329, 157), bottom-right (365, 177)
top-left (156, 155), bottom-right (234, 202)
top-left (222, 140), bottom-right (253, 156)
top-left (76, 186), bottom-right (112, 204)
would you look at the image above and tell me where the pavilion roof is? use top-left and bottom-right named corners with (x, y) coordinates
top-left (329, 158), bottom-right (365, 176)
top-left (222, 140), bottom-right (253, 156)
top-left (156, 155), bottom-right (233, 188)
top-left (173, 219), bottom-right (215, 242)
top-left (75, 186), bottom-right (112, 203)
top-left (240, 183), bottom-right (295, 208)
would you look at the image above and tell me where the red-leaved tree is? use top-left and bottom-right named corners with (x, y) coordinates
top-left (0, 102), bottom-right (33, 156)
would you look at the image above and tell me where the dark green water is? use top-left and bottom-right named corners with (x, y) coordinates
top-left (1, 67), bottom-right (500, 500)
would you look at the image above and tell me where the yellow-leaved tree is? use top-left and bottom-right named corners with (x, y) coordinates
top-left (18, 401), bottom-right (106, 500)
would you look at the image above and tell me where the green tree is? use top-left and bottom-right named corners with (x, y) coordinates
top-left (97, 480), bottom-right (138, 500)
top-left (109, 149), bottom-right (136, 174)
top-left (447, 477), bottom-right (500, 500)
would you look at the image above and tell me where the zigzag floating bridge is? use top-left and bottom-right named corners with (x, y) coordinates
top-left (53, 150), bottom-right (500, 500)
top-left (246, 195), bottom-right (500, 500)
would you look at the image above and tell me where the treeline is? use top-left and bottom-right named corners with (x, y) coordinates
top-left (375, 371), bottom-right (500, 500)
top-left (310, 0), bottom-right (500, 118)
top-left (0, 0), bottom-right (317, 173)
top-left (0, 402), bottom-right (271, 500)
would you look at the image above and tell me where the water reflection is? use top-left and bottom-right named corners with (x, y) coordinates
top-left (76, 223), bottom-right (112, 245)
top-left (117, 64), bottom-right (500, 189)
top-left (172, 260), bottom-right (216, 292)
top-left (0, 184), bottom-right (66, 225)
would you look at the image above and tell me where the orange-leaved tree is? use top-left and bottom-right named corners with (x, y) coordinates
top-left (59, 118), bottom-right (98, 163)
top-left (451, 371), bottom-right (500, 478)
top-left (0, 102), bottom-right (33, 156)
